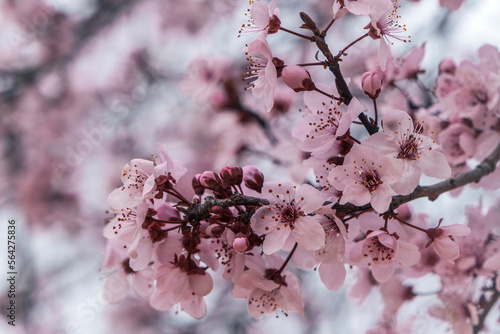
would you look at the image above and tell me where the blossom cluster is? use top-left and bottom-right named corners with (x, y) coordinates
top-left (101, 0), bottom-right (500, 332)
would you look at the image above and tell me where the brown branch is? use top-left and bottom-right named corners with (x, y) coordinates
top-left (333, 141), bottom-right (500, 214)
top-left (185, 193), bottom-right (269, 223)
top-left (298, 12), bottom-right (378, 135)
top-left (474, 290), bottom-right (500, 334)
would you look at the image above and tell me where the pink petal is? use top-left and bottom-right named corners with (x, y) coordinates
top-left (189, 273), bottom-right (214, 297)
top-left (433, 238), bottom-right (460, 264)
top-left (149, 292), bottom-right (174, 311)
top-left (370, 183), bottom-right (394, 213)
top-left (319, 261), bottom-right (346, 291)
top-left (371, 262), bottom-right (395, 282)
top-left (292, 216), bottom-right (326, 251)
top-left (251, 1), bottom-right (270, 29)
top-left (181, 295), bottom-right (207, 319)
top-left (341, 183), bottom-right (371, 207)
top-left (262, 227), bottom-right (291, 254)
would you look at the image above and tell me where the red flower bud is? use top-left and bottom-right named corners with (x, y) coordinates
top-left (281, 65), bottom-right (316, 92)
top-left (192, 174), bottom-right (205, 196)
top-left (361, 71), bottom-right (382, 99)
top-left (242, 165), bottom-right (264, 193)
top-left (220, 166), bottom-right (243, 187)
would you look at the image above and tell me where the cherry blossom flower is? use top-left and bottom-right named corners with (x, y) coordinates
top-left (338, 0), bottom-right (392, 17)
top-left (151, 254), bottom-right (213, 319)
top-left (328, 144), bottom-right (400, 212)
top-left (429, 293), bottom-right (478, 334)
top-left (243, 34), bottom-right (279, 112)
top-left (314, 207), bottom-right (358, 290)
top-left (250, 182), bottom-right (326, 254)
top-left (365, 3), bottom-right (411, 71)
top-left (101, 240), bottom-right (154, 304)
top-left (108, 143), bottom-right (186, 211)
top-left (363, 109), bottom-right (451, 195)
top-left (178, 56), bottom-right (229, 103)
top-left (426, 220), bottom-right (471, 264)
top-left (239, 0), bottom-right (281, 37)
top-left (292, 85), bottom-right (367, 158)
top-left (393, 43), bottom-right (426, 80)
top-left (232, 255), bottom-right (304, 318)
top-left (103, 259), bottom-right (154, 304)
top-left (438, 123), bottom-right (475, 167)
top-left (361, 229), bottom-right (420, 282)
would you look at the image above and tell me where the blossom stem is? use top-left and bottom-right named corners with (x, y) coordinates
top-left (279, 27), bottom-right (314, 41)
top-left (474, 290), bottom-right (500, 334)
top-left (313, 87), bottom-right (341, 101)
top-left (296, 61), bottom-right (328, 67)
top-left (333, 140), bottom-right (500, 214)
top-left (277, 242), bottom-right (298, 275)
top-left (321, 18), bottom-right (336, 36)
top-left (395, 217), bottom-right (428, 233)
top-left (336, 33), bottom-right (369, 60)
top-left (372, 98), bottom-right (379, 126)
top-left (301, 12), bottom-right (378, 135)
top-left (348, 135), bottom-right (361, 144)
top-left (165, 189), bottom-right (192, 207)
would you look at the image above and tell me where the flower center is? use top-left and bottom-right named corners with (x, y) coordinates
top-left (359, 169), bottom-right (382, 192)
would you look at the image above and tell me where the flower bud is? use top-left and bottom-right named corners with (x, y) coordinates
top-left (220, 166), bottom-right (243, 187)
top-left (361, 71), bottom-right (382, 99)
top-left (192, 174), bottom-right (205, 196)
top-left (281, 65), bottom-right (316, 92)
top-left (232, 236), bottom-right (249, 253)
top-left (242, 165), bottom-right (264, 193)
top-left (199, 171), bottom-right (223, 191)
top-left (439, 58), bottom-right (456, 75)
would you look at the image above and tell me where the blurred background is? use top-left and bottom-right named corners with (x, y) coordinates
top-left (1, 0), bottom-right (500, 333)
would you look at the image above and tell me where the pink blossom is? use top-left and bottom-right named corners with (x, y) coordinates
top-left (239, 0), bottom-right (281, 37)
top-left (292, 86), bottom-right (366, 158)
top-left (314, 207), bottom-right (358, 290)
top-left (243, 34), bottom-right (279, 112)
top-left (341, 0), bottom-right (392, 16)
top-left (108, 143), bottom-right (186, 211)
top-left (361, 229), bottom-right (420, 282)
top-left (438, 123), bottom-right (475, 166)
top-left (426, 220), bottom-right (471, 264)
top-left (232, 255), bottom-right (304, 318)
top-left (178, 56), bottom-right (229, 103)
top-left (429, 294), bottom-right (478, 334)
top-left (363, 109), bottom-right (451, 195)
top-left (365, 3), bottom-right (411, 71)
top-left (393, 43), bottom-right (426, 80)
top-left (328, 144), bottom-right (400, 212)
top-left (250, 182), bottom-right (326, 254)
top-left (151, 255), bottom-right (213, 319)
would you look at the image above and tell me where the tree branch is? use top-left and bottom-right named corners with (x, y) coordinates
top-left (333, 141), bottom-right (500, 214)
top-left (186, 193), bottom-right (269, 223)
top-left (299, 12), bottom-right (378, 135)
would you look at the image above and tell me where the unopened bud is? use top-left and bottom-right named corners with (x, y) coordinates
top-left (199, 171), bottom-right (223, 191)
top-left (220, 166), bottom-right (243, 187)
top-left (281, 65), bottom-right (316, 92)
top-left (361, 71), bottom-right (382, 99)
top-left (242, 165), bottom-right (264, 193)
top-left (192, 174), bottom-right (205, 196)
top-left (439, 58), bottom-right (456, 75)
top-left (232, 236), bottom-right (249, 253)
